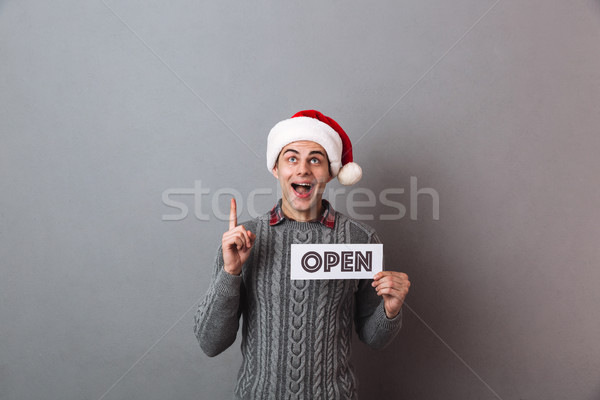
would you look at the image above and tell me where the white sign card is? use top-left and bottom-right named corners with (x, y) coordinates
top-left (290, 243), bottom-right (383, 280)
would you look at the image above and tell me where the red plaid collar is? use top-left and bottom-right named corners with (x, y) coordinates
top-left (269, 198), bottom-right (336, 229)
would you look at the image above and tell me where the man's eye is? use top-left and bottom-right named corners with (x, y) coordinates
top-left (310, 158), bottom-right (320, 164)
top-left (289, 156), bottom-right (296, 162)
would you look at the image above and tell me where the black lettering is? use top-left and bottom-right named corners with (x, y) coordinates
top-left (354, 251), bottom-right (372, 271)
top-left (341, 251), bottom-right (353, 272)
top-left (324, 252), bottom-right (340, 272)
top-left (301, 251), bottom-right (322, 273)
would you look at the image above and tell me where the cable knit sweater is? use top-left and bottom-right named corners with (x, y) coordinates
top-left (194, 202), bottom-right (403, 400)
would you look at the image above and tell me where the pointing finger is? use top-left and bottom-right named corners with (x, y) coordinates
top-left (229, 198), bottom-right (237, 231)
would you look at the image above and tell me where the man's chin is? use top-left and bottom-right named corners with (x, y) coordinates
top-left (289, 197), bottom-right (316, 209)
top-left (286, 194), bottom-right (320, 212)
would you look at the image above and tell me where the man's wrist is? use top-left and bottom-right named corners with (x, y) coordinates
top-left (384, 304), bottom-right (402, 319)
top-left (223, 265), bottom-right (242, 276)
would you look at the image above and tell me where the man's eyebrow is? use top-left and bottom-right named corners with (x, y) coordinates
top-left (282, 149), bottom-right (326, 157)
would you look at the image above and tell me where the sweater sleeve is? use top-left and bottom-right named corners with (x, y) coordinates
top-left (194, 244), bottom-right (244, 357)
top-left (353, 232), bottom-right (403, 350)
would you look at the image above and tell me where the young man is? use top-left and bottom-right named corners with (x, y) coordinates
top-left (194, 110), bottom-right (410, 399)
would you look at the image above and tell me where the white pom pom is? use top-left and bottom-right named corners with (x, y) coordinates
top-left (337, 162), bottom-right (362, 185)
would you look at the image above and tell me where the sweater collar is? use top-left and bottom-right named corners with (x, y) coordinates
top-left (269, 198), bottom-right (336, 229)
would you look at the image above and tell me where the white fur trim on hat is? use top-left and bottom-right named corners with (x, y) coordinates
top-left (266, 116), bottom-right (343, 176)
top-left (337, 162), bottom-right (362, 185)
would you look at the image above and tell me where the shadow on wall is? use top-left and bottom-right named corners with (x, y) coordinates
top-left (349, 152), bottom-right (488, 399)
top-left (593, 0), bottom-right (600, 15)
top-left (348, 152), bottom-right (437, 399)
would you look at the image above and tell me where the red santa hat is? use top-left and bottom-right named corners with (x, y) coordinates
top-left (266, 110), bottom-right (363, 185)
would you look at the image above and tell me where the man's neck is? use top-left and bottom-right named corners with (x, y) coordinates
top-left (281, 198), bottom-right (324, 222)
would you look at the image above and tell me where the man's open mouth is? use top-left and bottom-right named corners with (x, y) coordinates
top-left (291, 182), bottom-right (314, 197)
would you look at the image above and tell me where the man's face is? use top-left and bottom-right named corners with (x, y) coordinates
top-left (272, 140), bottom-right (333, 220)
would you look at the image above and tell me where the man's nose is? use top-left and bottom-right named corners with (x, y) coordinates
top-left (296, 160), bottom-right (311, 175)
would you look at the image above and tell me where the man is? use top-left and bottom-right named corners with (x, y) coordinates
top-left (194, 110), bottom-right (410, 399)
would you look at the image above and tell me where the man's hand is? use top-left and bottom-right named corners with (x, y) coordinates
top-left (372, 271), bottom-right (411, 319)
top-left (222, 198), bottom-right (256, 275)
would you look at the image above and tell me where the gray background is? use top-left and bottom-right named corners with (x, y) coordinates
top-left (1, 0), bottom-right (599, 399)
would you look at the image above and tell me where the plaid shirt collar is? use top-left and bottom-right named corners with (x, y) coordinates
top-left (269, 198), bottom-right (336, 229)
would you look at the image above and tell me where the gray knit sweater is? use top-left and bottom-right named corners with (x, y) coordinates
top-left (194, 204), bottom-right (403, 400)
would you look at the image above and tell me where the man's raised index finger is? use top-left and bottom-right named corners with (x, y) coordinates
top-left (229, 198), bottom-right (237, 230)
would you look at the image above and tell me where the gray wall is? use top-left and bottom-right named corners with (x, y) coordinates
top-left (1, 0), bottom-right (599, 399)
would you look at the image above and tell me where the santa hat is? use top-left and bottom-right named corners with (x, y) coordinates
top-left (266, 110), bottom-right (363, 185)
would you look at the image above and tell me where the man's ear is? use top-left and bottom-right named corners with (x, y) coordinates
top-left (326, 164), bottom-right (333, 183)
top-left (271, 163), bottom-right (279, 179)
